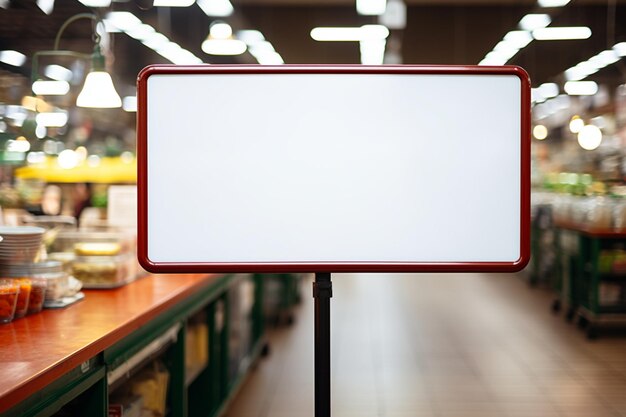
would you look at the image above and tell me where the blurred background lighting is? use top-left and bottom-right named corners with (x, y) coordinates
top-left (518, 14), bottom-right (551, 31)
top-left (577, 124), bottom-right (602, 150)
top-left (197, 0), bottom-right (234, 17)
top-left (35, 111), bottom-right (68, 127)
top-left (357, 0), bottom-right (386, 16)
top-left (532, 26), bottom-right (592, 40)
top-left (57, 149), bottom-right (78, 169)
top-left (0, 50), bottom-right (26, 67)
top-left (569, 116), bottom-right (584, 133)
top-left (44, 64), bottom-right (72, 82)
top-left (538, 0), bottom-right (570, 6)
top-left (533, 124), bottom-right (548, 140)
top-left (564, 81), bottom-right (598, 96)
top-left (32, 80), bottom-right (70, 95)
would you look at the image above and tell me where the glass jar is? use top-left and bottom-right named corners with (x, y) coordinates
top-left (27, 276), bottom-right (47, 315)
top-left (13, 278), bottom-right (31, 319)
top-left (0, 279), bottom-right (19, 324)
top-left (29, 261), bottom-right (68, 301)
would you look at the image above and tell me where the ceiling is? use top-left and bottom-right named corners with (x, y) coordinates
top-left (0, 0), bottom-right (626, 95)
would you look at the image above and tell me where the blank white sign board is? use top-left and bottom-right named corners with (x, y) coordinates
top-left (138, 66), bottom-right (530, 273)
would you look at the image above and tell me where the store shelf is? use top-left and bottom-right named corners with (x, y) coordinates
top-left (0, 272), bottom-right (267, 417)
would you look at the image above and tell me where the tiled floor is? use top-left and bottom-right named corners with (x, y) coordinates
top-left (223, 273), bottom-right (626, 417)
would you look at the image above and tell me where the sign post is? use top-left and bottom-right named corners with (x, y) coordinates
top-left (137, 64), bottom-right (531, 417)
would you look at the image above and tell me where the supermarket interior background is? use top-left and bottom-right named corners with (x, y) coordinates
top-left (1, 0), bottom-right (626, 417)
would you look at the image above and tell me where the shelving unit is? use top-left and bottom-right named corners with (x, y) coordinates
top-left (555, 222), bottom-right (626, 338)
top-left (0, 272), bottom-right (270, 417)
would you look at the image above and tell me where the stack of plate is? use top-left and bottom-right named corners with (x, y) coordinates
top-left (0, 226), bottom-right (45, 266)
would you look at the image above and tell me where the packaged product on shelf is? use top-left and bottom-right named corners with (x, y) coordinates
top-left (108, 394), bottom-right (144, 417)
top-left (587, 196), bottom-right (612, 229)
top-left (613, 198), bottom-right (626, 229)
top-left (0, 279), bottom-right (19, 323)
top-left (599, 282), bottom-right (623, 306)
top-left (29, 261), bottom-right (73, 301)
top-left (185, 314), bottom-right (209, 377)
top-left (130, 362), bottom-right (169, 417)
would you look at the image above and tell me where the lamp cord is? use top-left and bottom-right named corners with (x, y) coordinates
top-left (53, 13), bottom-right (100, 51)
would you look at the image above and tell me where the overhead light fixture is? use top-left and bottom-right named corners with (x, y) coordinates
top-left (32, 80), bottom-right (70, 95)
top-left (201, 22), bottom-right (247, 56)
top-left (614, 42), bottom-right (626, 56)
top-left (479, 51), bottom-right (508, 66)
top-left (538, 83), bottom-right (558, 99)
top-left (493, 41), bottom-right (520, 60)
top-left (78, 0), bottom-right (111, 6)
top-left (577, 124), bottom-right (602, 150)
top-left (197, 0), bottom-right (233, 17)
top-left (379, 0), bottom-right (406, 29)
top-left (123, 96), bottom-right (137, 112)
top-left (569, 116), bottom-right (584, 133)
top-left (360, 39), bottom-right (386, 64)
top-left (588, 50), bottom-right (620, 68)
top-left (237, 30), bottom-right (265, 45)
top-left (36, 111), bottom-right (68, 127)
top-left (156, 42), bottom-right (203, 64)
top-left (519, 14), bottom-right (551, 31)
top-left (77, 45), bottom-right (122, 108)
top-left (105, 11), bottom-right (142, 32)
top-left (538, 0), bottom-right (570, 7)
top-left (142, 33), bottom-right (170, 50)
top-left (255, 51), bottom-right (284, 65)
top-left (37, 0), bottom-right (54, 15)
top-left (44, 64), bottom-right (72, 81)
top-left (126, 24), bottom-right (156, 41)
top-left (532, 26), bottom-right (591, 40)
top-left (503, 31), bottom-right (533, 49)
top-left (564, 81), bottom-right (598, 96)
top-left (533, 125), bottom-right (548, 140)
top-left (0, 50), bottom-right (26, 67)
top-left (310, 25), bottom-right (389, 42)
top-left (154, 0), bottom-right (195, 6)
top-left (357, 0), bottom-right (386, 16)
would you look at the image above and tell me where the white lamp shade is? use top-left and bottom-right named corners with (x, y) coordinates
top-left (76, 71), bottom-right (122, 108)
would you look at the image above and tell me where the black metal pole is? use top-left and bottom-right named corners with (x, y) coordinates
top-left (313, 272), bottom-right (332, 417)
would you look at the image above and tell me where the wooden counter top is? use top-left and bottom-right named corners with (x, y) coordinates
top-left (0, 273), bottom-right (222, 413)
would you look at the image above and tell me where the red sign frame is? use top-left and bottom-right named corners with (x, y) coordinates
top-left (137, 64), bottom-right (531, 273)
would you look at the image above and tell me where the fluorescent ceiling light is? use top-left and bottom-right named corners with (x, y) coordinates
top-left (493, 41), bottom-right (520, 60)
top-left (589, 50), bottom-right (620, 68)
top-left (310, 25), bottom-right (389, 42)
top-left (519, 14), bottom-right (551, 31)
top-left (255, 51), bottom-right (284, 65)
top-left (613, 42), bottom-right (626, 57)
top-left (37, 0), bottom-right (54, 14)
top-left (360, 39), bottom-right (386, 64)
top-left (197, 0), bottom-right (233, 17)
top-left (156, 42), bottom-right (202, 64)
top-left (154, 0), bottom-right (195, 6)
top-left (105, 12), bottom-right (142, 32)
top-left (126, 24), bottom-right (156, 41)
top-left (210, 22), bottom-right (232, 39)
top-left (142, 33), bottom-right (170, 50)
top-left (357, 0), bottom-right (386, 16)
top-left (538, 0), bottom-right (570, 7)
top-left (478, 51), bottom-right (508, 66)
top-left (36, 111), bottom-right (68, 127)
top-left (0, 50), bottom-right (26, 67)
top-left (202, 39), bottom-right (247, 55)
top-left (237, 30), bottom-right (265, 45)
top-left (503, 31), bottom-right (533, 49)
top-left (77, 0), bottom-right (111, 6)
top-left (123, 96), bottom-right (137, 112)
top-left (32, 80), bottom-right (70, 95)
top-left (249, 41), bottom-right (275, 55)
top-left (538, 82), bottom-right (558, 99)
top-left (564, 81), bottom-right (598, 96)
top-left (532, 26), bottom-right (591, 40)
top-left (44, 64), bottom-right (72, 82)
top-left (379, 0), bottom-right (406, 30)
